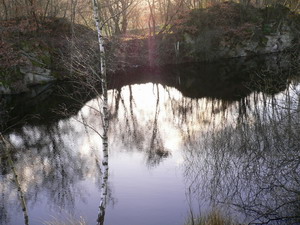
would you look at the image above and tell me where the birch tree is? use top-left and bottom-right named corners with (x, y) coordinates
top-left (91, 0), bottom-right (109, 224)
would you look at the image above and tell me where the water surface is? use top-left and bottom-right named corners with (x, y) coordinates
top-left (1, 54), bottom-right (300, 225)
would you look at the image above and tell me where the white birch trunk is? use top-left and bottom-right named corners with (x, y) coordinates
top-left (91, 0), bottom-right (109, 224)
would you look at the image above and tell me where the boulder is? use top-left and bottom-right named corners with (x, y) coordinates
top-left (0, 85), bottom-right (11, 95)
top-left (20, 66), bottom-right (55, 86)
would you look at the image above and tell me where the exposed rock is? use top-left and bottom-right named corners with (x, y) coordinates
top-left (21, 66), bottom-right (55, 86)
top-left (177, 4), bottom-right (298, 63)
top-left (216, 31), bottom-right (295, 58)
top-left (0, 64), bottom-right (55, 95)
top-left (120, 3), bottom-right (299, 66)
top-left (0, 18), bottom-right (72, 95)
top-left (0, 39), bottom-right (56, 94)
top-left (0, 85), bottom-right (11, 94)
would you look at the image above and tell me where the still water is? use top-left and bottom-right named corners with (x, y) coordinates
top-left (1, 54), bottom-right (300, 225)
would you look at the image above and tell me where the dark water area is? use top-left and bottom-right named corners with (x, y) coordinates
top-left (0, 53), bottom-right (294, 132)
top-left (1, 53), bottom-right (300, 225)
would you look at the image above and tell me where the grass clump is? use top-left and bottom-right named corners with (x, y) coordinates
top-left (186, 210), bottom-right (236, 225)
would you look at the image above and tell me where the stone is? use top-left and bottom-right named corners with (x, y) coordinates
top-left (0, 85), bottom-right (11, 94)
top-left (20, 66), bottom-right (55, 86)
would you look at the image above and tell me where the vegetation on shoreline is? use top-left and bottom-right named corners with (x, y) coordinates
top-left (161, 2), bottom-right (300, 62)
top-left (172, 3), bottom-right (300, 36)
top-left (0, 2), bottom-right (300, 94)
top-left (185, 210), bottom-right (236, 225)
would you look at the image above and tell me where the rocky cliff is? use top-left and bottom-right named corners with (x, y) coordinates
top-left (0, 18), bottom-right (90, 94)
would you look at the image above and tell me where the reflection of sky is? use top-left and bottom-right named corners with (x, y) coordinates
top-left (2, 82), bottom-right (300, 225)
top-left (2, 83), bottom-right (199, 225)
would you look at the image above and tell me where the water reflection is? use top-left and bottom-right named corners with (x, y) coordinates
top-left (184, 84), bottom-right (300, 224)
top-left (1, 52), bottom-right (298, 134)
top-left (1, 77), bottom-right (300, 224)
top-left (0, 118), bottom-right (103, 224)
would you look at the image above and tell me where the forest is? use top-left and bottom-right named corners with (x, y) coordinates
top-left (0, 0), bottom-right (299, 35)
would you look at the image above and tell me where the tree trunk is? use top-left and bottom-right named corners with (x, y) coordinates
top-left (27, 0), bottom-right (40, 29)
top-left (91, 0), bottom-right (109, 224)
top-left (2, 0), bottom-right (8, 20)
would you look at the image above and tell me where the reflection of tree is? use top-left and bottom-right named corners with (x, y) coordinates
top-left (0, 119), bottom-right (102, 222)
top-left (183, 84), bottom-right (300, 224)
top-left (109, 83), bottom-right (170, 167)
top-left (120, 85), bottom-right (140, 144)
top-left (109, 83), bottom-right (237, 167)
top-left (0, 97), bottom-right (8, 132)
top-left (0, 192), bottom-right (9, 225)
top-left (2, 75), bottom-right (298, 224)
top-left (0, 142), bottom-right (11, 225)
top-left (148, 84), bottom-right (169, 166)
top-left (1, 135), bottom-right (29, 225)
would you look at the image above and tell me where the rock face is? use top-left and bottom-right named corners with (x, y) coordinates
top-left (0, 67), bottom-right (56, 95)
top-left (117, 3), bottom-right (300, 67)
top-left (0, 42), bottom-right (56, 95)
top-left (0, 86), bottom-right (11, 95)
top-left (0, 18), bottom-right (78, 95)
top-left (116, 26), bottom-right (298, 68)
top-left (199, 28), bottom-right (295, 59)
top-left (165, 4), bottom-right (300, 64)
top-left (21, 66), bottom-right (54, 86)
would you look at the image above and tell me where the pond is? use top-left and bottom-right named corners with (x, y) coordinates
top-left (1, 53), bottom-right (300, 225)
